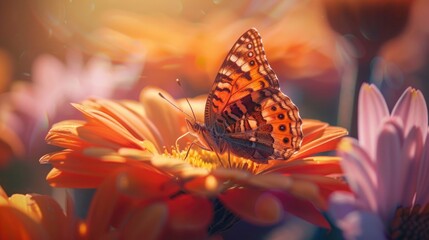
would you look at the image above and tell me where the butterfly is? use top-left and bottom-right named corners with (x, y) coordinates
top-left (186, 28), bottom-right (303, 164)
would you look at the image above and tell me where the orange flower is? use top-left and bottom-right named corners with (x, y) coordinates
top-left (0, 186), bottom-right (72, 240)
top-left (64, 2), bottom-right (342, 95)
top-left (76, 168), bottom-right (212, 240)
top-left (40, 87), bottom-right (348, 235)
top-left (0, 181), bottom-right (187, 240)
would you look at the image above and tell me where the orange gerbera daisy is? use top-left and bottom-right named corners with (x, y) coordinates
top-left (0, 186), bottom-right (72, 240)
top-left (40, 87), bottom-right (348, 237)
top-left (0, 182), bottom-right (180, 240)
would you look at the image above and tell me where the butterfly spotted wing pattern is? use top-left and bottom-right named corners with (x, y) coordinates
top-left (204, 28), bottom-right (303, 163)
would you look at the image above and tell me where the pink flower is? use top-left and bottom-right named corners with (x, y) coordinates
top-left (329, 83), bottom-right (429, 239)
top-left (12, 50), bottom-right (143, 121)
top-left (0, 50), bottom-right (144, 160)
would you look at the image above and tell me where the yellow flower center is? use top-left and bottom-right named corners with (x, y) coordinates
top-left (165, 147), bottom-right (262, 174)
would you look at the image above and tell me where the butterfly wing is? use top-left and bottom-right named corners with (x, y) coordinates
top-left (204, 28), bottom-right (303, 163)
top-left (222, 88), bottom-right (302, 162)
top-left (204, 28), bottom-right (279, 124)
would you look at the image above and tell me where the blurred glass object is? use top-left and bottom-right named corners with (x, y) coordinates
top-left (322, 0), bottom-right (415, 136)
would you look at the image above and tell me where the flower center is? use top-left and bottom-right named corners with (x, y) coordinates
top-left (166, 147), bottom-right (262, 174)
top-left (166, 148), bottom-right (220, 170)
top-left (389, 204), bottom-right (429, 239)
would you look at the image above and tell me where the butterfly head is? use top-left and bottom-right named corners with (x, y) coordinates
top-left (185, 118), bottom-right (206, 136)
top-left (185, 119), bottom-right (213, 151)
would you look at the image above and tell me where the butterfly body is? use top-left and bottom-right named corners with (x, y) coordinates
top-left (187, 28), bottom-right (303, 163)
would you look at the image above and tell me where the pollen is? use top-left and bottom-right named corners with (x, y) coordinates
top-left (229, 155), bottom-right (261, 174)
top-left (166, 148), bottom-right (220, 170)
top-left (389, 204), bottom-right (429, 239)
top-left (164, 147), bottom-right (261, 174)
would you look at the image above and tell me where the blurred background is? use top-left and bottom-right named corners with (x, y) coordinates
top-left (0, 0), bottom-right (428, 239)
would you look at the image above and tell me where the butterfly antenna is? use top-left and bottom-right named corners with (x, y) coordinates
top-left (176, 79), bottom-right (197, 122)
top-left (158, 92), bottom-right (194, 120)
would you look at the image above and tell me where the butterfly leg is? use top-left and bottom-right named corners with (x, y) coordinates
top-left (213, 148), bottom-right (225, 168)
top-left (227, 148), bottom-right (232, 168)
top-left (175, 131), bottom-right (191, 151)
top-left (183, 140), bottom-right (226, 167)
top-left (184, 140), bottom-right (198, 160)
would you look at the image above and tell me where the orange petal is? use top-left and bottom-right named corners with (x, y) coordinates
top-left (85, 173), bottom-right (122, 239)
top-left (140, 88), bottom-right (188, 148)
top-left (272, 191), bottom-right (331, 229)
top-left (45, 120), bottom-right (90, 150)
top-left (30, 195), bottom-right (68, 239)
top-left (46, 168), bottom-right (104, 188)
top-left (115, 168), bottom-right (179, 199)
top-left (293, 126), bottom-right (347, 160)
top-left (212, 168), bottom-right (251, 182)
top-left (93, 99), bottom-right (162, 147)
top-left (267, 157), bottom-right (343, 175)
top-left (85, 168), bottom-right (179, 239)
top-left (219, 188), bottom-right (283, 225)
top-left (71, 120), bottom-right (141, 149)
top-left (302, 119), bottom-right (328, 138)
top-left (161, 195), bottom-right (213, 240)
top-left (0, 186), bottom-right (7, 202)
top-left (65, 191), bottom-right (76, 232)
top-left (43, 149), bottom-right (164, 188)
top-left (167, 195), bottom-right (213, 230)
top-left (119, 203), bottom-right (168, 240)
top-left (290, 174), bottom-right (350, 200)
top-left (254, 193), bottom-right (283, 224)
top-left (184, 175), bottom-right (224, 196)
top-left (42, 150), bottom-right (147, 175)
top-left (177, 95), bottom-right (206, 122)
top-left (72, 102), bottom-right (144, 148)
top-left (41, 150), bottom-right (124, 176)
top-left (0, 206), bottom-right (47, 240)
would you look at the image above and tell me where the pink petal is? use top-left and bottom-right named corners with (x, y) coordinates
top-left (358, 83), bottom-right (389, 160)
top-left (337, 137), bottom-right (377, 211)
top-left (416, 129), bottom-right (429, 205)
top-left (400, 127), bottom-right (423, 206)
top-left (84, 56), bottom-right (114, 98)
top-left (64, 50), bottom-right (84, 79)
top-left (375, 119), bottom-right (405, 223)
top-left (336, 211), bottom-right (385, 240)
top-left (32, 54), bottom-right (64, 86)
top-left (328, 191), bottom-right (357, 221)
top-left (392, 87), bottom-right (428, 142)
